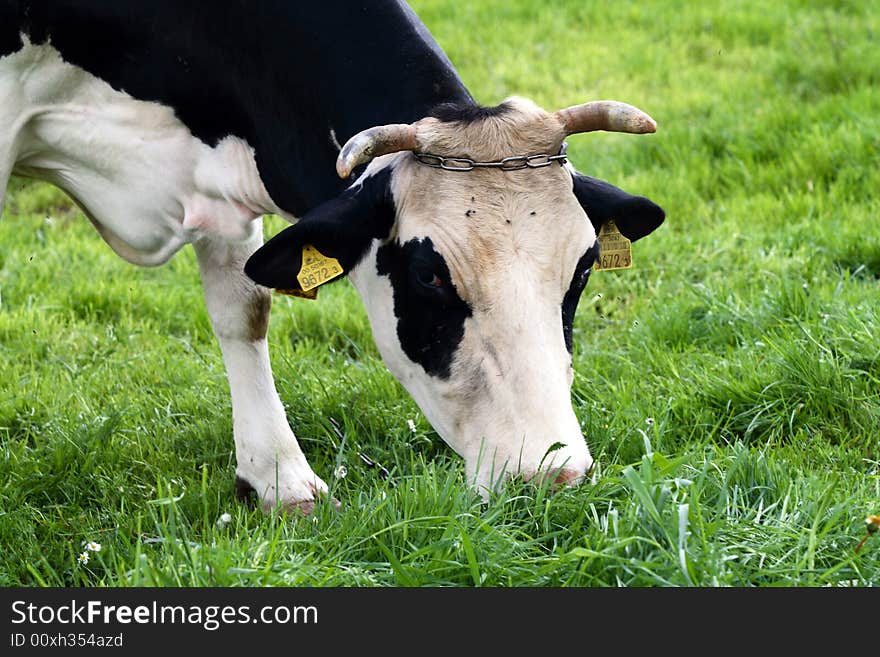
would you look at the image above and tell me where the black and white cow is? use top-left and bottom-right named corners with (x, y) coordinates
top-left (0, 1), bottom-right (664, 513)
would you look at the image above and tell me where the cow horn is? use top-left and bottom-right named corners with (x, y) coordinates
top-left (554, 101), bottom-right (656, 136)
top-left (336, 124), bottom-right (419, 179)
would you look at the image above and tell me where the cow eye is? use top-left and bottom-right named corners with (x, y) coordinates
top-left (415, 267), bottom-right (445, 291)
top-left (411, 262), bottom-right (448, 297)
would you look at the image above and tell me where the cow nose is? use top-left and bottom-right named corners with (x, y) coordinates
top-left (553, 468), bottom-right (583, 487)
top-left (552, 451), bottom-right (596, 487)
top-left (525, 465), bottom-right (589, 489)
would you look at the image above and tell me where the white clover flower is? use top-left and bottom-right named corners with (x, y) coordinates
top-left (85, 541), bottom-right (102, 552)
top-left (407, 419), bottom-right (417, 433)
top-left (216, 512), bottom-right (233, 528)
top-left (77, 552), bottom-right (90, 565)
top-left (334, 465), bottom-right (348, 480)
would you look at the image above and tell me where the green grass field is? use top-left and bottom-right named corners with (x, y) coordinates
top-left (1, 0), bottom-right (878, 586)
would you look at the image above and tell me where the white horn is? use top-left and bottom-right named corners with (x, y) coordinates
top-left (554, 100), bottom-right (656, 135)
top-left (336, 123), bottom-right (419, 179)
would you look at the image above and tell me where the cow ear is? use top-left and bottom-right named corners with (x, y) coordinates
top-left (571, 172), bottom-right (665, 242)
top-left (245, 169), bottom-right (395, 291)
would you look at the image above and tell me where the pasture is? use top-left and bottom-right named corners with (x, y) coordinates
top-left (0, 0), bottom-right (878, 586)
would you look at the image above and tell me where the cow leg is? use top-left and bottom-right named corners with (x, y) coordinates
top-left (192, 223), bottom-right (330, 515)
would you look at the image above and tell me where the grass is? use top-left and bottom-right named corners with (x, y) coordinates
top-left (0, 0), bottom-right (878, 586)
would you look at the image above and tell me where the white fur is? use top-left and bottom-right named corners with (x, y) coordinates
top-left (193, 233), bottom-right (328, 509)
top-left (351, 152), bottom-right (595, 497)
top-left (0, 42), bottom-right (318, 510)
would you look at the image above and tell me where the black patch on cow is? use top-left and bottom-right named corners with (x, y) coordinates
top-left (245, 168), bottom-right (395, 291)
top-left (0, 4), bottom-right (19, 55)
top-left (234, 476), bottom-right (256, 502)
top-left (572, 173), bottom-right (665, 242)
top-left (1, 0), bottom-right (474, 217)
top-left (562, 241), bottom-right (599, 354)
top-left (376, 237), bottom-right (472, 379)
top-left (430, 101), bottom-right (513, 125)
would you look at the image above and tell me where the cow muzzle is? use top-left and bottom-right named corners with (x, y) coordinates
top-left (524, 449), bottom-right (595, 489)
top-left (526, 460), bottom-right (595, 489)
top-left (466, 436), bottom-right (594, 497)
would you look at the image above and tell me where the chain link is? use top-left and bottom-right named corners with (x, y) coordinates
top-left (413, 143), bottom-right (568, 172)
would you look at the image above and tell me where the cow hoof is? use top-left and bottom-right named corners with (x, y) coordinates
top-left (276, 496), bottom-right (341, 517)
top-left (234, 475), bottom-right (257, 501)
top-left (284, 478), bottom-right (342, 515)
top-left (273, 490), bottom-right (342, 517)
top-left (278, 498), bottom-right (316, 517)
top-left (235, 475), bottom-right (340, 517)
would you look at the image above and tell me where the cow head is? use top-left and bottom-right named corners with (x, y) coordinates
top-left (245, 97), bottom-right (664, 496)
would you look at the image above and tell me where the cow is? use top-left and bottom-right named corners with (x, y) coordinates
top-left (0, 1), bottom-right (664, 514)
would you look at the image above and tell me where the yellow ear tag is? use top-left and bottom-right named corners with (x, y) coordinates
top-left (296, 244), bottom-right (344, 291)
top-left (593, 219), bottom-right (632, 271)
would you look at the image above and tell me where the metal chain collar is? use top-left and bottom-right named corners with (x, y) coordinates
top-left (413, 142), bottom-right (568, 172)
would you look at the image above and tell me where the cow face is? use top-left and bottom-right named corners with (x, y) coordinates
top-left (245, 97), bottom-right (664, 496)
